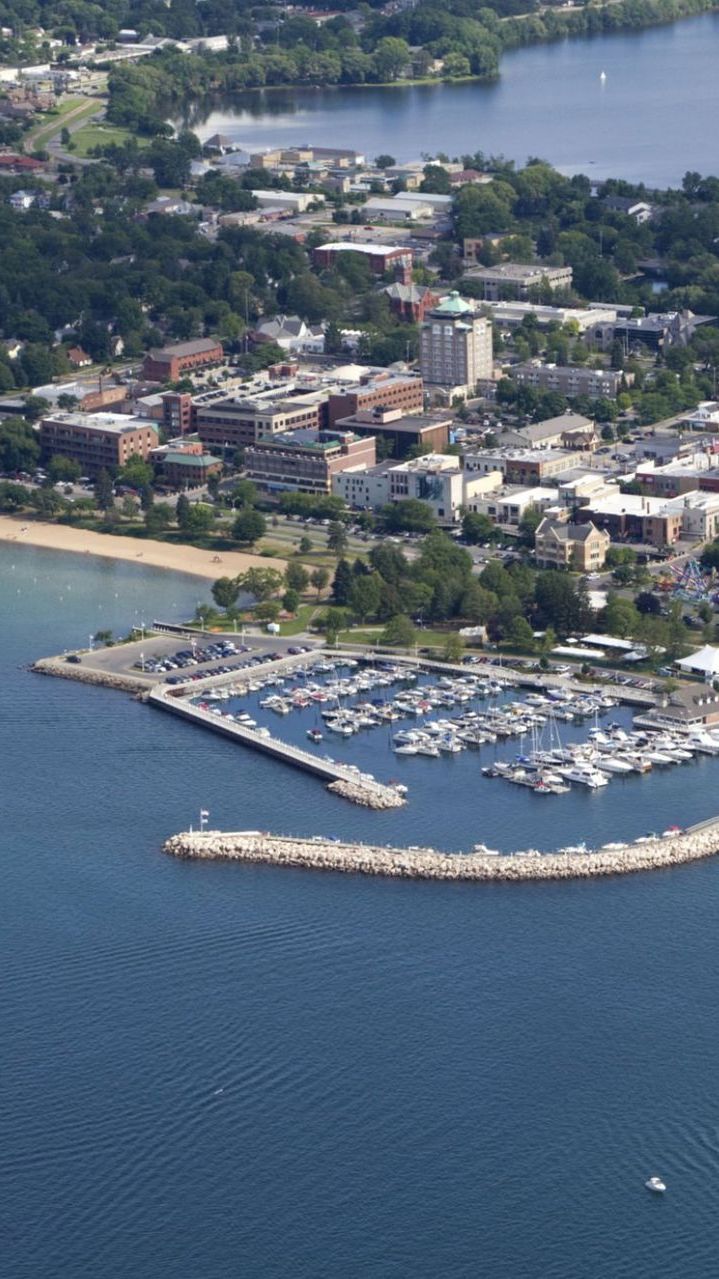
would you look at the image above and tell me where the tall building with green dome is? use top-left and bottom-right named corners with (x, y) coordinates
top-left (419, 292), bottom-right (493, 397)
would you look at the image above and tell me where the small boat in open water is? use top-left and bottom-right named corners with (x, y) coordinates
top-left (645, 1176), bottom-right (666, 1193)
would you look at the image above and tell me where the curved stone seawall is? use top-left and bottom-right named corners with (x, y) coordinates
top-left (163, 822), bottom-right (719, 883)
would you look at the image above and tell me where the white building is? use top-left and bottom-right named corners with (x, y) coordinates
top-left (334, 453), bottom-right (499, 522)
top-left (363, 197), bottom-right (434, 221)
top-left (466, 485), bottom-right (563, 528)
top-left (252, 190), bottom-right (324, 213)
top-left (686, 401), bottom-right (719, 430)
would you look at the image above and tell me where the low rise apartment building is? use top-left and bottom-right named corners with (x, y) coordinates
top-left (246, 428), bottom-right (376, 494)
top-left (534, 517), bottom-right (611, 570)
top-left (510, 361), bottom-right (627, 400)
top-left (39, 412), bottom-right (158, 474)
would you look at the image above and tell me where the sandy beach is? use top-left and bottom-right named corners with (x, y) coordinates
top-left (0, 515), bottom-right (286, 581)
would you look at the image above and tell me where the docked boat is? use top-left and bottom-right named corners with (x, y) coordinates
top-left (556, 764), bottom-right (609, 788)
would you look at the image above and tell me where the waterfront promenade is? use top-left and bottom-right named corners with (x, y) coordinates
top-left (164, 817), bottom-right (719, 883)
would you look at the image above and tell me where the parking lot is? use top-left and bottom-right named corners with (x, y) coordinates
top-left (63, 631), bottom-right (320, 685)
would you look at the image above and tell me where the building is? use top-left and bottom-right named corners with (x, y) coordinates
top-left (363, 197), bottom-right (434, 222)
top-left (39, 412), bottom-right (158, 474)
top-left (327, 372), bottom-right (423, 429)
top-left (419, 293), bottom-right (493, 396)
top-left (312, 241), bottom-right (413, 276)
top-left (66, 346), bottom-right (92, 368)
top-left (501, 413), bottom-right (597, 452)
top-left (465, 482), bottom-right (558, 527)
top-left (686, 401), bottom-right (719, 430)
top-left (675, 646), bottom-right (719, 682)
top-left (534, 516), bottom-right (610, 570)
top-left (246, 428), bottom-right (376, 494)
top-left (252, 190), bottom-right (324, 213)
top-left (640, 683), bottom-right (719, 729)
top-left (467, 448), bottom-right (579, 485)
top-left (612, 309), bottom-right (713, 354)
top-left (602, 196), bottom-right (655, 224)
top-left (9, 189), bottom-right (35, 210)
top-left (332, 406), bottom-right (451, 458)
top-left (252, 314), bottom-right (325, 355)
top-left (196, 390), bottom-right (325, 453)
top-left (478, 300), bottom-right (618, 340)
top-left (142, 338), bottom-right (224, 383)
top-left (510, 361), bottom-right (626, 400)
top-left (579, 492), bottom-right (684, 547)
top-left (153, 439), bottom-right (222, 489)
top-left (465, 262), bottom-right (573, 301)
top-left (382, 282), bottom-right (440, 323)
top-left (161, 392), bottom-right (193, 436)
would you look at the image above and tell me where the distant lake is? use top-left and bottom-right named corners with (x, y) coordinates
top-left (184, 12), bottom-right (719, 186)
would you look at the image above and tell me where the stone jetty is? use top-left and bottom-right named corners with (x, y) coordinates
top-left (31, 656), bottom-right (148, 695)
top-left (163, 820), bottom-right (719, 883)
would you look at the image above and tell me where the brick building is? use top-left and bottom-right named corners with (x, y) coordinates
top-left (196, 392), bottom-right (325, 454)
top-left (245, 429), bottom-right (376, 494)
top-left (40, 412), bottom-right (158, 474)
top-left (142, 338), bottom-right (224, 383)
top-left (332, 406), bottom-right (450, 458)
top-left (312, 241), bottom-right (413, 276)
top-left (327, 372), bottom-right (423, 429)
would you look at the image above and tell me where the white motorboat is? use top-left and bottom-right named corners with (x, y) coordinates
top-left (557, 764), bottom-right (609, 788)
top-left (645, 1176), bottom-right (666, 1193)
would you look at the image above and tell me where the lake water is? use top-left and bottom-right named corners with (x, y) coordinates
top-left (189, 12), bottom-right (719, 186)
top-left (5, 541), bottom-right (719, 1277)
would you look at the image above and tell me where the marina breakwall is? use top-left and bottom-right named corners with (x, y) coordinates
top-left (163, 820), bottom-right (719, 883)
top-left (31, 656), bottom-right (148, 695)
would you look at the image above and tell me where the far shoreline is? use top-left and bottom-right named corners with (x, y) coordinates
top-left (0, 514), bottom-right (286, 583)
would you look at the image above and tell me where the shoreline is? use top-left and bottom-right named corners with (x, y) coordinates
top-left (163, 821), bottom-right (719, 883)
top-left (0, 515), bottom-right (285, 582)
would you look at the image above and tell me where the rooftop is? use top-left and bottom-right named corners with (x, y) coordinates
top-left (42, 411), bottom-right (157, 436)
top-left (148, 338), bottom-right (221, 360)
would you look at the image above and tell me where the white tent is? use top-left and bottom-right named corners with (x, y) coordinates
top-left (676, 646), bottom-right (719, 679)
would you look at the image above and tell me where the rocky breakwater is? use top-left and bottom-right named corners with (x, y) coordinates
top-left (31, 656), bottom-right (148, 695)
top-left (163, 821), bottom-right (719, 882)
top-left (327, 778), bottom-right (406, 808)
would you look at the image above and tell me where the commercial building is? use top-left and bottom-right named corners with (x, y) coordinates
top-left (142, 337), bottom-right (224, 383)
top-left (245, 429), bottom-right (376, 494)
top-left (334, 453), bottom-right (499, 523)
top-left (327, 372), bottom-right (424, 428)
top-left (363, 197), bottom-right (434, 222)
top-left (312, 241), bottom-right (413, 276)
top-left (466, 484), bottom-right (560, 529)
top-left (534, 517), bottom-right (611, 570)
top-left (419, 293), bottom-right (493, 396)
top-left (510, 361), bottom-right (626, 399)
top-left (479, 300), bottom-right (618, 340)
top-left (251, 190), bottom-right (324, 213)
top-left (196, 389), bottom-right (326, 453)
top-left (500, 413), bottom-right (597, 452)
top-left (332, 406), bottom-right (451, 458)
top-left (466, 447), bottom-right (580, 485)
top-left (612, 309), bottom-right (713, 354)
top-left (39, 412), bottom-right (158, 474)
top-left (465, 263), bottom-right (573, 301)
top-left (152, 438), bottom-right (222, 488)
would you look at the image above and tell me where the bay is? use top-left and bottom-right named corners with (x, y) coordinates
top-left (4, 541), bottom-right (719, 1277)
top-left (188, 12), bottom-right (719, 186)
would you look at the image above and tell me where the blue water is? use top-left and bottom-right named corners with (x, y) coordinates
top-left (194, 12), bottom-right (719, 185)
top-left (4, 541), bottom-right (719, 1278)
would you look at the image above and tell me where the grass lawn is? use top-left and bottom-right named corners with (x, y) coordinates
top-left (28, 97), bottom-right (101, 150)
top-left (70, 122), bottom-right (148, 157)
top-left (337, 626), bottom-right (456, 648)
top-left (278, 604), bottom-right (321, 636)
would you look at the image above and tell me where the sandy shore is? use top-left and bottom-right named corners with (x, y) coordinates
top-left (0, 515), bottom-right (286, 581)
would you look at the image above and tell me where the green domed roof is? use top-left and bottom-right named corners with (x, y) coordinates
top-left (435, 291), bottom-right (471, 315)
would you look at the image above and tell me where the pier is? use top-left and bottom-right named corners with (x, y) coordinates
top-left (149, 684), bottom-right (405, 809)
top-left (163, 817), bottom-right (719, 883)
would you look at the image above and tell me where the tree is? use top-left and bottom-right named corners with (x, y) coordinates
top-left (375, 154), bottom-right (396, 169)
top-left (298, 534), bottom-right (313, 554)
top-left (285, 561), bottom-right (309, 593)
top-left (311, 566), bottom-right (330, 599)
top-left (94, 469), bottom-right (114, 512)
top-left (508, 616), bottom-right (535, 650)
top-left (462, 511), bottom-right (497, 545)
top-left (380, 614), bottom-right (417, 647)
top-left (635, 591), bottom-right (662, 615)
top-left (517, 504), bottom-right (543, 547)
top-left (381, 499), bottom-right (436, 533)
top-left (145, 503), bottom-right (172, 535)
top-left (319, 607), bottom-right (346, 644)
top-left (230, 479), bottom-right (258, 507)
top-left (603, 595), bottom-right (640, 638)
top-left (327, 521), bottom-right (349, 557)
top-left (184, 504), bottom-right (215, 536)
top-left (0, 418), bottom-right (40, 473)
top-left (534, 571), bottom-right (584, 635)
top-left (443, 633), bottom-right (465, 663)
top-left (233, 508), bottom-right (266, 545)
top-left (121, 494), bottom-right (139, 519)
top-left (47, 455), bottom-right (81, 483)
top-left (255, 600), bottom-right (281, 623)
top-left (211, 576), bottom-right (241, 610)
top-left (349, 573), bottom-right (382, 621)
top-left (239, 568), bottom-right (283, 601)
top-left (282, 589), bottom-right (300, 613)
top-left (176, 493), bottom-right (191, 531)
top-left (332, 558), bottom-right (353, 605)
